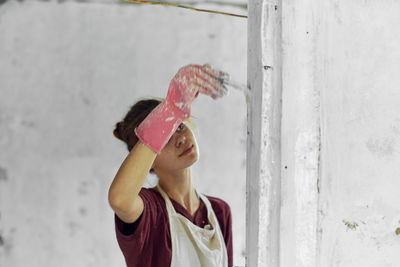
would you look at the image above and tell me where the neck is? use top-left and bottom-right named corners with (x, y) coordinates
top-left (156, 167), bottom-right (200, 216)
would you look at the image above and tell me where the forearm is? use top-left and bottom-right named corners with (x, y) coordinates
top-left (108, 141), bottom-right (156, 213)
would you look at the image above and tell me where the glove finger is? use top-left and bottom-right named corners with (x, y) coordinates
top-left (182, 65), bottom-right (228, 99)
top-left (220, 85), bottom-right (229, 97)
top-left (183, 64), bottom-right (229, 82)
top-left (196, 68), bottom-right (227, 89)
top-left (193, 75), bottom-right (225, 98)
top-left (202, 64), bottom-right (230, 82)
top-left (192, 81), bottom-right (220, 99)
top-left (210, 84), bottom-right (228, 98)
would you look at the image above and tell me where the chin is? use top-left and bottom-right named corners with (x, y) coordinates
top-left (185, 153), bottom-right (199, 168)
top-left (186, 153), bottom-right (198, 165)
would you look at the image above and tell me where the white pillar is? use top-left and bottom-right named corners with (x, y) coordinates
top-left (280, 0), bottom-right (321, 266)
top-left (247, 0), bottom-right (320, 266)
top-left (247, 0), bottom-right (282, 266)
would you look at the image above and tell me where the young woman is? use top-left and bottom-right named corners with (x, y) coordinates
top-left (108, 64), bottom-right (233, 267)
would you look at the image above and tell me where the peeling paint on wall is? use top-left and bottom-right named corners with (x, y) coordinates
top-left (343, 220), bottom-right (359, 231)
top-left (395, 228), bottom-right (400, 235)
top-left (365, 137), bottom-right (395, 158)
top-left (0, 166), bottom-right (8, 181)
top-left (78, 181), bottom-right (89, 196)
top-left (0, 228), bottom-right (15, 256)
top-left (79, 207), bottom-right (87, 216)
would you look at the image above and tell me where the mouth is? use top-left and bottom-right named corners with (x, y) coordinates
top-left (179, 144), bottom-right (194, 157)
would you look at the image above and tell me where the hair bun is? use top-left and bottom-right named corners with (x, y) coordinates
top-left (113, 99), bottom-right (161, 151)
top-left (113, 122), bottom-right (124, 140)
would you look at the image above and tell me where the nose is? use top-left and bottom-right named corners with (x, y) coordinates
top-left (175, 133), bottom-right (186, 148)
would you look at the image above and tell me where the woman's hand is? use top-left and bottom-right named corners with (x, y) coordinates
top-left (135, 64), bottom-right (230, 154)
top-left (166, 64), bottom-right (229, 118)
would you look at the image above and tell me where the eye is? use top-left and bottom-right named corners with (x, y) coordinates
top-left (176, 123), bottom-right (184, 132)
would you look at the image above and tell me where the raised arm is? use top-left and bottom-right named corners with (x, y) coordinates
top-left (108, 141), bottom-right (156, 223)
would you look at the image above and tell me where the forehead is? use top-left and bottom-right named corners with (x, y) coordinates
top-left (183, 120), bottom-right (196, 133)
top-left (184, 118), bottom-right (196, 129)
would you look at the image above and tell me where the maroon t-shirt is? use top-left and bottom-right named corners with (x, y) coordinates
top-left (114, 187), bottom-right (233, 267)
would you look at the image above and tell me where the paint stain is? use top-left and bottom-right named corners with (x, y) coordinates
top-left (0, 167), bottom-right (8, 182)
top-left (330, 0), bottom-right (343, 24)
top-left (395, 228), bottom-right (400, 235)
top-left (79, 207), bottom-right (87, 216)
top-left (365, 137), bottom-right (394, 157)
top-left (82, 96), bottom-right (90, 105)
top-left (68, 221), bottom-right (80, 236)
top-left (343, 220), bottom-right (358, 231)
top-left (21, 120), bottom-right (35, 128)
top-left (78, 187), bottom-right (87, 195)
top-left (208, 33), bottom-right (216, 39)
top-left (392, 125), bottom-right (400, 135)
top-left (76, 146), bottom-right (95, 157)
top-left (0, 231), bottom-right (14, 255)
top-left (78, 181), bottom-right (89, 195)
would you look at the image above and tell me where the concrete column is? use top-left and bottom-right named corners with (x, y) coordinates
top-left (279, 0), bottom-right (321, 266)
top-left (247, 0), bottom-right (282, 266)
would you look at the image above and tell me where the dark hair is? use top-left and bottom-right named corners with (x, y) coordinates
top-left (113, 98), bottom-right (162, 173)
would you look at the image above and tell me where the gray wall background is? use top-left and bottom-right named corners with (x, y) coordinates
top-left (278, 1), bottom-right (400, 266)
top-left (246, 0), bottom-right (400, 266)
top-left (0, 1), bottom-right (247, 266)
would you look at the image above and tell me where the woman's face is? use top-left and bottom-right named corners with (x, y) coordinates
top-left (152, 122), bottom-right (199, 173)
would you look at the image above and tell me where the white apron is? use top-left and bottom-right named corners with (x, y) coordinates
top-left (156, 184), bottom-right (229, 267)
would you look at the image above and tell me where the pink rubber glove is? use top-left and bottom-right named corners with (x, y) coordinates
top-left (135, 64), bottom-right (229, 153)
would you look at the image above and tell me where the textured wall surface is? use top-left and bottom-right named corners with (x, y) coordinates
top-left (280, 0), bottom-right (321, 266)
top-left (317, 1), bottom-right (400, 266)
top-left (246, 0), bottom-right (281, 266)
top-left (0, 1), bottom-right (247, 266)
top-left (278, 0), bottom-right (400, 266)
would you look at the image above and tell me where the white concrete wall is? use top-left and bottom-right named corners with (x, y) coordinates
top-left (0, 1), bottom-right (247, 266)
top-left (278, 0), bottom-right (400, 266)
top-left (317, 1), bottom-right (400, 266)
top-left (246, 0), bottom-right (281, 266)
top-left (279, 1), bottom-right (321, 266)
top-left (249, 0), bottom-right (400, 266)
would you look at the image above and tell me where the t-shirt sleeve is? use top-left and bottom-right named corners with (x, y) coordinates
top-left (115, 212), bottom-right (143, 236)
top-left (114, 188), bottom-right (163, 261)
